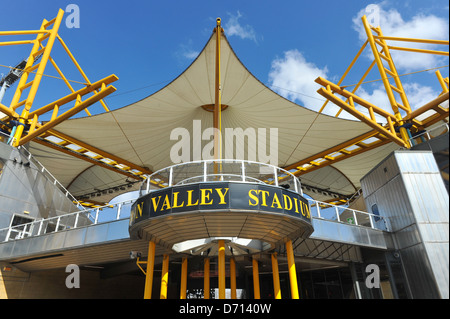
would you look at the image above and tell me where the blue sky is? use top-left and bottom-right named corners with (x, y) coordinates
top-left (0, 0), bottom-right (448, 120)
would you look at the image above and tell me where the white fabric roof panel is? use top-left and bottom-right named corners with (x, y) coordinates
top-left (29, 32), bottom-right (400, 203)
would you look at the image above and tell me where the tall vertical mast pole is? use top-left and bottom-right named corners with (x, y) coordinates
top-left (214, 18), bottom-right (222, 164)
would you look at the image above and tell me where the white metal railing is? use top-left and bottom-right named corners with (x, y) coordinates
top-left (0, 199), bottom-right (134, 242)
top-left (0, 193), bottom-right (389, 244)
top-left (407, 122), bottom-right (449, 147)
top-left (309, 199), bottom-right (389, 231)
top-left (139, 159), bottom-right (303, 196)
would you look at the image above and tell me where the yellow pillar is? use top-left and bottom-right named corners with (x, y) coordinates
top-left (230, 257), bottom-right (237, 299)
top-left (180, 257), bottom-right (188, 299)
top-left (160, 254), bottom-right (170, 299)
top-left (286, 240), bottom-right (299, 299)
top-left (271, 252), bottom-right (282, 299)
top-left (204, 258), bottom-right (210, 299)
top-left (144, 241), bottom-right (155, 299)
top-left (218, 240), bottom-right (226, 299)
top-left (252, 258), bottom-right (260, 299)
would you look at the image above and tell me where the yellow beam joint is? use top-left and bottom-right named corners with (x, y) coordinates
top-left (316, 86), bottom-right (408, 147)
top-left (144, 241), bottom-right (156, 299)
top-left (218, 240), bottom-right (226, 299)
top-left (286, 240), bottom-right (299, 299)
top-left (271, 253), bottom-right (281, 299)
top-left (16, 84), bottom-right (116, 146)
top-left (180, 257), bottom-right (188, 299)
top-left (160, 254), bottom-right (170, 299)
top-left (252, 258), bottom-right (260, 299)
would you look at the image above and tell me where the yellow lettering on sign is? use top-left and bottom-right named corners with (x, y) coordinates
top-left (283, 194), bottom-right (292, 210)
top-left (271, 193), bottom-right (282, 209)
top-left (151, 195), bottom-right (162, 211)
top-left (248, 189), bottom-right (259, 206)
top-left (172, 192), bottom-right (184, 208)
top-left (215, 188), bottom-right (229, 204)
top-left (136, 202), bottom-right (143, 217)
top-left (200, 188), bottom-right (213, 205)
top-left (304, 203), bottom-right (311, 218)
top-left (161, 194), bottom-right (171, 211)
top-left (293, 197), bottom-right (300, 213)
top-left (260, 190), bottom-right (270, 207)
top-left (186, 190), bottom-right (199, 206)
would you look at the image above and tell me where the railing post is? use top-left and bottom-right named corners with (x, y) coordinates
top-left (145, 176), bottom-right (150, 194)
top-left (335, 206), bottom-right (340, 222)
top-left (241, 161), bottom-right (246, 182)
top-left (203, 161), bottom-right (207, 182)
top-left (74, 212), bottom-right (79, 228)
top-left (168, 167), bottom-right (173, 187)
top-left (352, 210), bottom-right (358, 225)
top-left (94, 208), bottom-right (99, 224)
top-left (316, 201), bottom-right (321, 218)
top-left (274, 166), bottom-right (278, 186)
top-left (38, 219), bottom-right (44, 235)
top-left (55, 217), bottom-right (61, 232)
top-left (369, 214), bottom-right (374, 229)
top-left (116, 203), bottom-right (122, 220)
top-left (5, 228), bottom-right (12, 242)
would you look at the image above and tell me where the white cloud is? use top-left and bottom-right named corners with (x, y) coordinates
top-left (177, 40), bottom-right (199, 61)
top-left (267, 5), bottom-right (446, 120)
top-left (224, 11), bottom-right (258, 43)
top-left (354, 82), bottom-right (439, 122)
top-left (268, 49), bottom-right (329, 111)
top-left (352, 5), bottom-right (449, 71)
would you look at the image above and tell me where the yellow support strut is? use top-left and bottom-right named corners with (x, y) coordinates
top-left (286, 240), bottom-right (299, 299)
top-left (271, 252), bottom-right (282, 299)
top-left (218, 240), bottom-right (226, 299)
top-left (160, 254), bottom-right (170, 299)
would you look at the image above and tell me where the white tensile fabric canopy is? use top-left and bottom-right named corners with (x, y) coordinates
top-left (29, 31), bottom-right (399, 203)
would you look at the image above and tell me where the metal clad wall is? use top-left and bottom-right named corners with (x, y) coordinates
top-left (0, 143), bottom-right (79, 229)
top-left (361, 150), bottom-right (449, 299)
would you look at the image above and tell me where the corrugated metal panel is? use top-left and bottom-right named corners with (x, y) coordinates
top-left (423, 242), bottom-right (449, 299)
top-left (400, 244), bottom-right (441, 299)
top-left (361, 150), bottom-right (449, 299)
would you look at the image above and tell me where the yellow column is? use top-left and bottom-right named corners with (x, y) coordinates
top-left (144, 241), bottom-right (156, 299)
top-left (286, 240), bottom-right (299, 299)
top-left (271, 252), bottom-right (282, 299)
top-left (160, 254), bottom-right (170, 299)
top-left (230, 257), bottom-right (237, 299)
top-left (180, 257), bottom-right (188, 299)
top-left (204, 258), bottom-right (210, 299)
top-left (218, 240), bottom-right (226, 299)
top-left (252, 258), bottom-right (260, 299)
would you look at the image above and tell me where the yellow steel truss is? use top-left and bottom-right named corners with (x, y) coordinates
top-left (0, 9), bottom-right (117, 147)
top-left (0, 9), bottom-right (154, 206)
top-left (286, 15), bottom-right (449, 189)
